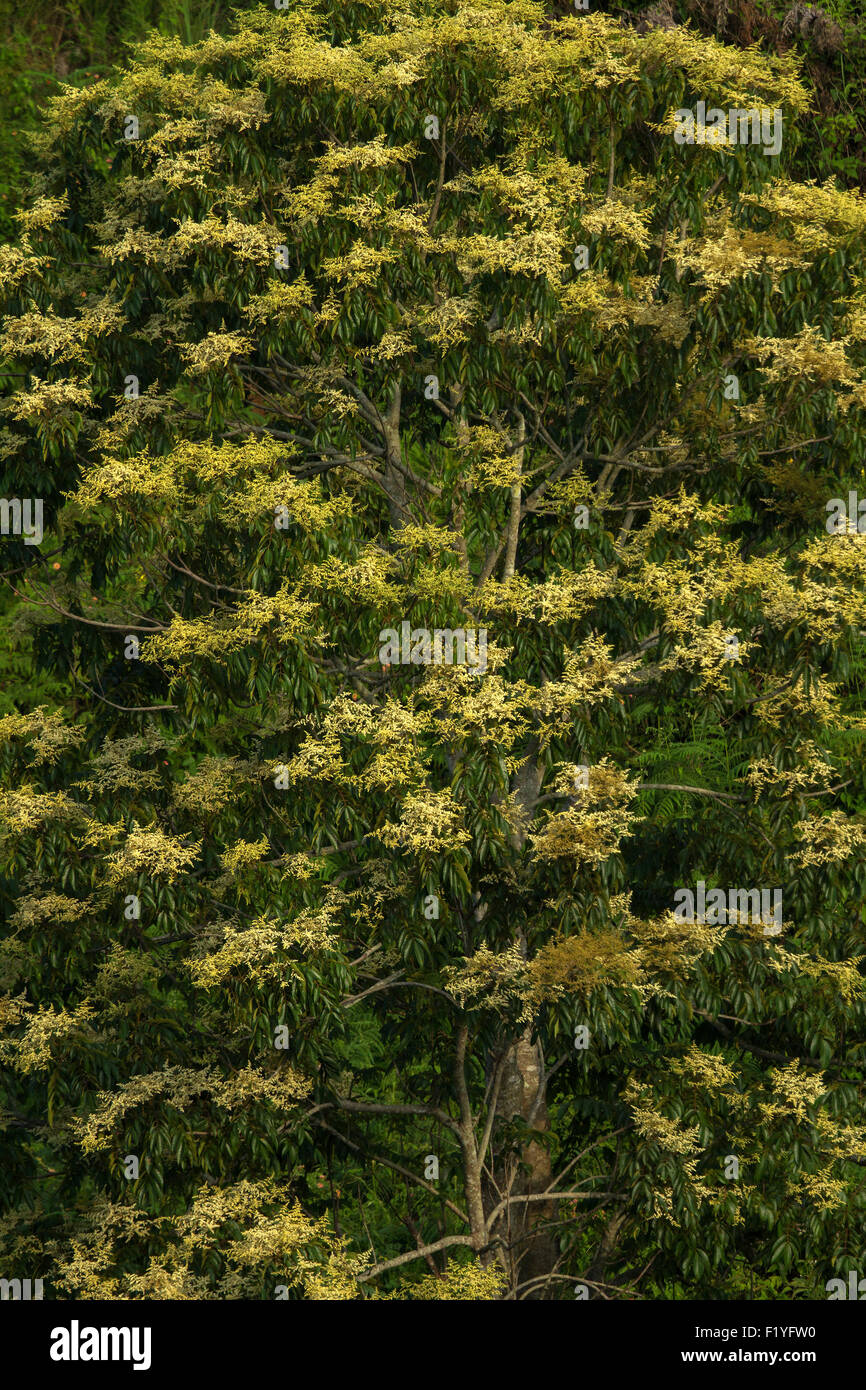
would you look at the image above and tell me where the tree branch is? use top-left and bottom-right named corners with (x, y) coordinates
top-left (356, 1234), bottom-right (477, 1282)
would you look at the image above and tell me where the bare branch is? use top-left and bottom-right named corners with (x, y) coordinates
top-left (311, 1117), bottom-right (469, 1225)
top-left (357, 1234), bottom-right (477, 1282)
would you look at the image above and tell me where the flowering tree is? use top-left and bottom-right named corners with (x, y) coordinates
top-left (2, 0), bottom-right (866, 1298)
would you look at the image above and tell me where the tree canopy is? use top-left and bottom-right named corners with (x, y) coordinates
top-left (2, 0), bottom-right (866, 1299)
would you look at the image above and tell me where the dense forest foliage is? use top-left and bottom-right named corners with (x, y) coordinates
top-left (1, 0), bottom-right (866, 1301)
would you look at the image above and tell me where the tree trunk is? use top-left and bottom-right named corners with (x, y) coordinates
top-left (485, 741), bottom-right (558, 1296)
top-left (382, 381), bottom-right (406, 537)
top-left (490, 1030), bottom-right (558, 1297)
